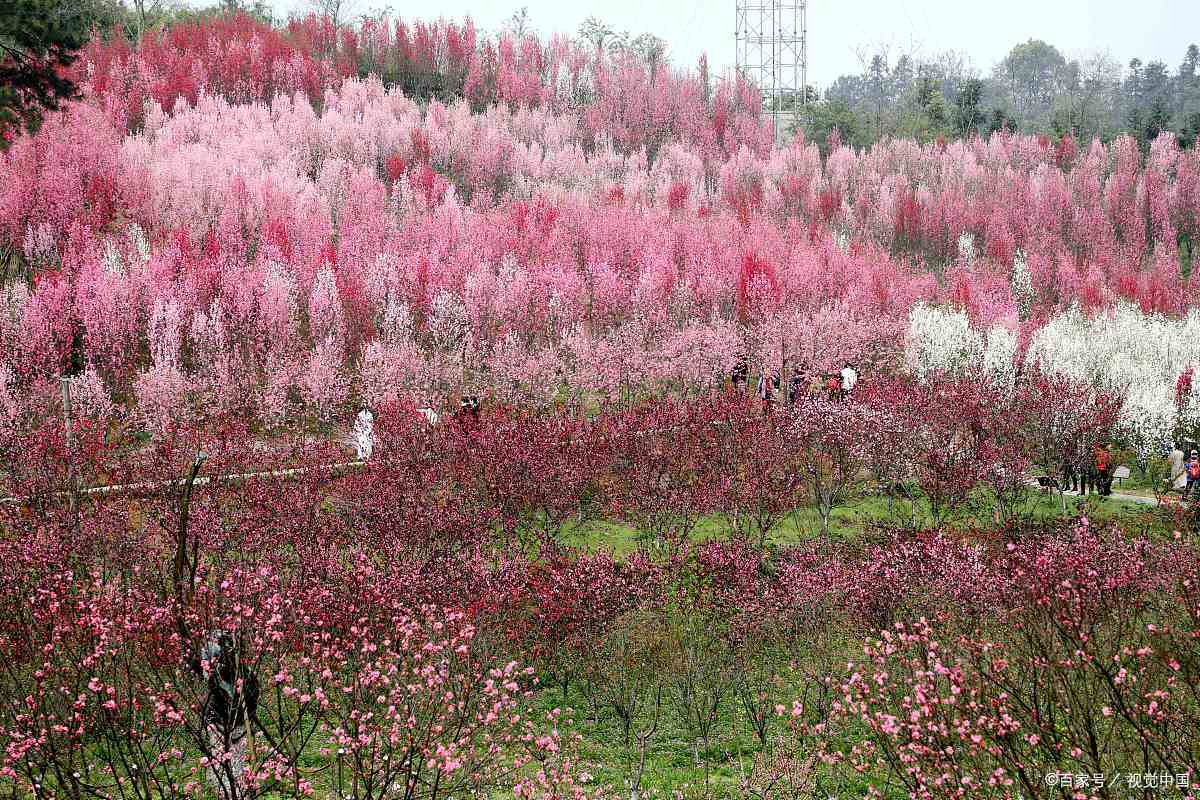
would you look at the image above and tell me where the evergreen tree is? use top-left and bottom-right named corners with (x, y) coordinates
top-left (1179, 110), bottom-right (1200, 149)
top-left (0, 0), bottom-right (91, 140)
top-left (988, 107), bottom-right (1016, 134)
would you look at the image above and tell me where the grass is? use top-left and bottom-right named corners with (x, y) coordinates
top-left (559, 488), bottom-right (1162, 557)
top-left (5, 481), bottom-right (1169, 799)
top-left (529, 684), bottom-right (758, 799)
top-left (535, 488), bottom-right (1167, 799)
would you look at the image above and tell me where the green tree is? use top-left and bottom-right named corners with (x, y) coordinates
top-left (505, 6), bottom-right (531, 38)
top-left (0, 0), bottom-right (96, 141)
top-left (577, 16), bottom-right (616, 51)
top-left (628, 33), bottom-right (667, 73)
top-left (1051, 51), bottom-right (1120, 141)
top-left (1179, 44), bottom-right (1200, 123)
top-left (126, 0), bottom-right (175, 38)
top-left (988, 106), bottom-right (1017, 135)
top-left (1182, 44), bottom-right (1200, 82)
top-left (800, 98), bottom-right (865, 154)
top-left (1143, 95), bottom-right (1172, 145)
top-left (191, 0), bottom-right (272, 23)
top-left (1125, 104), bottom-right (1144, 140)
top-left (994, 39), bottom-right (1068, 125)
top-left (952, 77), bottom-right (984, 137)
top-left (1181, 110), bottom-right (1200, 149)
top-left (865, 51), bottom-right (890, 141)
top-left (903, 75), bottom-right (950, 141)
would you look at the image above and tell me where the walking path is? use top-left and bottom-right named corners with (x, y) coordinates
top-left (0, 460), bottom-right (366, 506)
top-left (0, 411), bottom-right (1172, 511)
top-left (1059, 488), bottom-right (1158, 506)
top-left (3, 462), bottom-right (1168, 510)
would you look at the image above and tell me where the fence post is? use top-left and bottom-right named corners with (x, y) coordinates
top-left (60, 376), bottom-right (80, 534)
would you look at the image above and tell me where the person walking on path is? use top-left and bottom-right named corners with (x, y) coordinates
top-left (1062, 444), bottom-right (1080, 493)
top-left (824, 373), bottom-right (842, 401)
top-left (807, 369), bottom-right (824, 399)
top-left (1170, 443), bottom-right (1187, 493)
top-left (840, 362), bottom-right (858, 399)
top-left (1185, 451), bottom-right (1200, 501)
top-left (1094, 442), bottom-right (1112, 497)
top-left (730, 355), bottom-right (749, 392)
top-left (756, 368), bottom-right (779, 414)
top-left (1077, 442), bottom-right (1095, 496)
top-left (788, 362), bottom-right (807, 406)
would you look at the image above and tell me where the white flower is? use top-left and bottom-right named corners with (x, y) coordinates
top-left (957, 232), bottom-right (976, 264)
top-left (905, 302), bottom-right (983, 379)
top-left (428, 291), bottom-right (468, 353)
top-left (1025, 301), bottom-right (1200, 459)
top-left (1010, 249), bottom-right (1033, 320)
top-left (982, 326), bottom-right (1017, 390)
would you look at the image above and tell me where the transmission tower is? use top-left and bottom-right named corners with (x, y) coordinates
top-left (735, 0), bottom-right (808, 142)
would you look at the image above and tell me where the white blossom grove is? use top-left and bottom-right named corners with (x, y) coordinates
top-left (905, 302), bottom-right (986, 379)
top-left (907, 300), bottom-right (1200, 458)
top-left (1026, 303), bottom-right (1200, 456)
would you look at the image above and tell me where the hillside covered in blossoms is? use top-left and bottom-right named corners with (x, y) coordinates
top-left (3, 12), bottom-right (1200, 450)
top-left (2, 9), bottom-right (1200, 800)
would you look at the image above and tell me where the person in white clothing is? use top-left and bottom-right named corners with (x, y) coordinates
top-left (1170, 443), bottom-right (1187, 491)
top-left (840, 363), bottom-right (858, 396)
top-left (351, 406), bottom-right (375, 460)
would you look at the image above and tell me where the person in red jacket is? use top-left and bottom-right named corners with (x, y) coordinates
top-left (825, 373), bottom-right (842, 400)
top-left (1094, 442), bottom-right (1112, 497)
top-left (1186, 451), bottom-right (1200, 501)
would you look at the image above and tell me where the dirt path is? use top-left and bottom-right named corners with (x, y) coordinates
top-left (1059, 488), bottom-right (1158, 506)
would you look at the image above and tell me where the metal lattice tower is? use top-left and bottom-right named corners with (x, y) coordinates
top-left (735, 0), bottom-right (807, 142)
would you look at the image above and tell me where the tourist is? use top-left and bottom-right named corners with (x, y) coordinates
top-left (756, 368), bottom-right (779, 413)
top-left (201, 630), bottom-right (260, 798)
top-left (1186, 451), bottom-right (1200, 500)
top-left (1061, 443), bottom-right (1079, 494)
top-left (806, 368), bottom-right (824, 399)
top-left (840, 362), bottom-right (859, 398)
top-left (730, 355), bottom-right (749, 392)
top-left (1077, 443), bottom-right (1095, 496)
top-left (351, 405), bottom-right (375, 460)
top-left (1170, 443), bottom-right (1187, 493)
top-left (456, 394), bottom-right (481, 433)
top-left (1094, 442), bottom-right (1112, 497)
top-left (788, 363), bottom-right (806, 406)
top-left (825, 373), bottom-right (842, 400)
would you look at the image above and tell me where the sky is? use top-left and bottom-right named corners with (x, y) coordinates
top-left (270, 0), bottom-right (1200, 89)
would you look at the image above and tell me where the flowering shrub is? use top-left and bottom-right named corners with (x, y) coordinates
top-left (0, 402), bottom-right (1195, 797)
top-left (812, 521), bottom-right (1200, 798)
top-left (3, 11), bottom-right (1200, 797)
